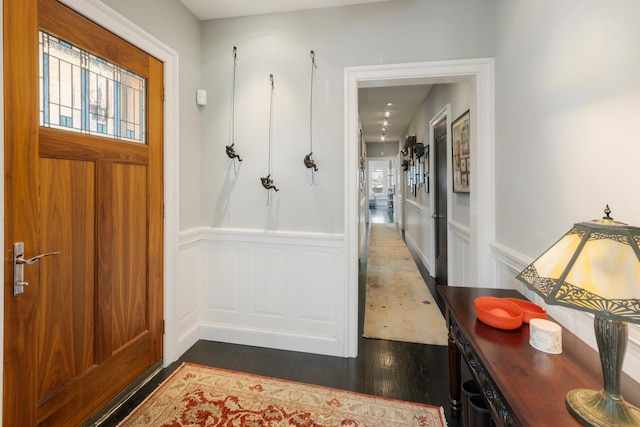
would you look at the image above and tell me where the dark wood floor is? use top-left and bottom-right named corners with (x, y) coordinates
top-left (100, 212), bottom-right (468, 426)
top-left (369, 203), bottom-right (394, 224)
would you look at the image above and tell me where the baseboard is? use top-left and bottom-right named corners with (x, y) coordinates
top-left (199, 323), bottom-right (346, 357)
top-left (401, 232), bottom-right (447, 315)
top-left (404, 230), bottom-right (431, 272)
top-left (178, 226), bottom-right (349, 359)
top-left (177, 324), bottom-right (200, 360)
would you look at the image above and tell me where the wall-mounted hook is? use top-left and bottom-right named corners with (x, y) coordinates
top-left (306, 49), bottom-right (319, 183)
top-left (304, 152), bottom-right (318, 171)
top-left (263, 74), bottom-right (279, 205)
top-left (228, 46), bottom-right (242, 173)
top-left (261, 174), bottom-right (279, 192)
top-left (226, 143), bottom-right (242, 162)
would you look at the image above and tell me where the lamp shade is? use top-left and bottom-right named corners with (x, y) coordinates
top-left (517, 212), bottom-right (640, 324)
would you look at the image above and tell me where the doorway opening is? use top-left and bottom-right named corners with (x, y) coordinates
top-left (368, 159), bottom-right (395, 224)
top-left (344, 58), bottom-right (495, 357)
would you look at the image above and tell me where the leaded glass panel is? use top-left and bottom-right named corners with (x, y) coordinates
top-left (39, 31), bottom-right (146, 144)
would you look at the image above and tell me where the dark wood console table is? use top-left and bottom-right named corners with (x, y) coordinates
top-left (438, 286), bottom-right (640, 427)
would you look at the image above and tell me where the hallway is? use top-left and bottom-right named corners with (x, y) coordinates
top-left (102, 221), bottom-right (467, 426)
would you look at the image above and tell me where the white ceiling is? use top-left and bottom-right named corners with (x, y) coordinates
top-left (179, 0), bottom-right (426, 147)
top-left (359, 85), bottom-right (432, 145)
top-left (178, 0), bottom-right (395, 20)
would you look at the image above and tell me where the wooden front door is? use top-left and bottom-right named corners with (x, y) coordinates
top-left (3, 0), bottom-right (164, 425)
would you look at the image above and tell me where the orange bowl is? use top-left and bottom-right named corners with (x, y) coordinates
top-left (474, 296), bottom-right (524, 330)
top-left (504, 298), bottom-right (546, 323)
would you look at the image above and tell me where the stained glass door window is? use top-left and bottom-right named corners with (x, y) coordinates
top-left (39, 31), bottom-right (146, 143)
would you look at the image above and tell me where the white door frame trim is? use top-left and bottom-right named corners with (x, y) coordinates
top-left (344, 58), bottom-right (495, 356)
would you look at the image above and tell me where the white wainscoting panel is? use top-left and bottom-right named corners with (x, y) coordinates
top-left (251, 246), bottom-right (287, 318)
top-left (489, 240), bottom-right (640, 383)
top-left (488, 240), bottom-right (527, 291)
top-left (204, 241), bottom-right (242, 314)
top-left (177, 231), bottom-right (201, 356)
top-left (404, 200), bottom-right (432, 272)
top-left (182, 227), bottom-right (347, 356)
top-left (449, 221), bottom-right (471, 285)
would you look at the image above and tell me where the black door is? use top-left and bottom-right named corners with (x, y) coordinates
top-left (434, 118), bottom-right (448, 285)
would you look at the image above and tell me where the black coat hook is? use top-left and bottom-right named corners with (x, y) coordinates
top-left (304, 152), bottom-right (318, 171)
top-left (260, 174), bottom-right (279, 192)
top-left (226, 143), bottom-right (242, 161)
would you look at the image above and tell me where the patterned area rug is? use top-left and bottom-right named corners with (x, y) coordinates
top-left (363, 223), bottom-right (448, 346)
top-left (118, 363), bottom-right (447, 426)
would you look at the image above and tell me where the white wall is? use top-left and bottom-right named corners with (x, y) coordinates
top-left (421, 83), bottom-right (471, 225)
top-left (199, 0), bottom-right (493, 233)
top-left (365, 141), bottom-right (400, 158)
top-left (492, 0), bottom-right (640, 382)
top-left (193, 0), bottom-right (493, 356)
top-left (402, 82), bottom-right (471, 280)
top-left (100, 0), bottom-right (492, 357)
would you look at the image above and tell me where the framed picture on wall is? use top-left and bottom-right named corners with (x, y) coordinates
top-left (359, 158), bottom-right (365, 192)
top-left (407, 161), bottom-right (414, 186)
top-left (358, 129), bottom-right (365, 192)
top-left (452, 110), bottom-right (470, 193)
top-left (424, 144), bottom-right (430, 174)
top-left (424, 144), bottom-right (430, 193)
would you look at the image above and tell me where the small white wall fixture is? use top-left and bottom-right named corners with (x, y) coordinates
top-left (344, 58), bottom-right (495, 356)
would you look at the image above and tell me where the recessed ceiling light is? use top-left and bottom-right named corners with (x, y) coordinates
top-left (384, 111), bottom-right (391, 118)
top-left (387, 102), bottom-right (393, 106)
top-left (383, 120), bottom-right (388, 126)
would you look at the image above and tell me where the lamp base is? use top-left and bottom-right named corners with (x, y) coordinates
top-left (566, 388), bottom-right (640, 427)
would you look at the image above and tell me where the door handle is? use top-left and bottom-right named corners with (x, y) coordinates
top-left (432, 213), bottom-right (443, 219)
top-left (13, 242), bottom-right (60, 295)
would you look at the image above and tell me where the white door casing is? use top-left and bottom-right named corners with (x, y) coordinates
top-left (344, 58), bottom-right (495, 356)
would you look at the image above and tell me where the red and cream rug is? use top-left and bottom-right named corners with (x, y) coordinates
top-left (118, 363), bottom-right (447, 426)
